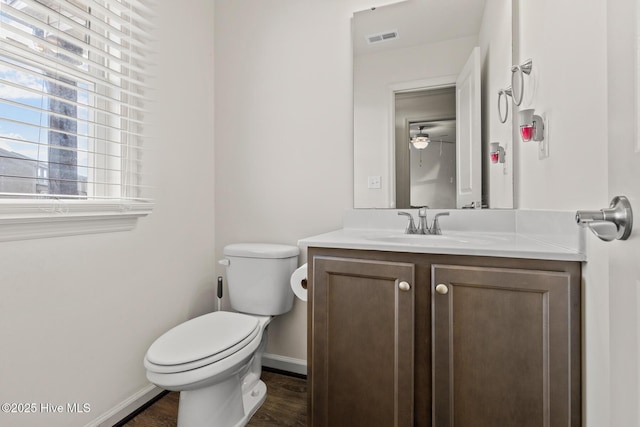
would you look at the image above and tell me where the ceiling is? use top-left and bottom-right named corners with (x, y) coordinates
top-left (352, 0), bottom-right (487, 56)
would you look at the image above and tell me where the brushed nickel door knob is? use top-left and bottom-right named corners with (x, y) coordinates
top-left (398, 281), bottom-right (411, 291)
top-left (435, 284), bottom-right (449, 295)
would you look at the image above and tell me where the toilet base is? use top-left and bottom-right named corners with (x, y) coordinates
top-left (243, 379), bottom-right (267, 422)
top-left (176, 374), bottom-right (267, 427)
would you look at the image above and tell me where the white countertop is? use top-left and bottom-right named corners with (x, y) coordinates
top-left (298, 209), bottom-right (587, 262)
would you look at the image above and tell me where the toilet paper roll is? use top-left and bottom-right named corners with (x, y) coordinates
top-left (290, 263), bottom-right (308, 302)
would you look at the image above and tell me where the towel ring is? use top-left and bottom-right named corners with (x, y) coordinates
top-left (511, 58), bottom-right (533, 106)
top-left (497, 86), bottom-right (512, 124)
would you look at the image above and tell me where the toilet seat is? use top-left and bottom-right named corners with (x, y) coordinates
top-left (144, 311), bottom-right (260, 374)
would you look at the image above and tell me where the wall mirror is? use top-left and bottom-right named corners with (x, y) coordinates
top-left (352, 0), bottom-right (514, 209)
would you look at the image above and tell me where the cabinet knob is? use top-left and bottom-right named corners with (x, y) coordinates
top-left (398, 281), bottom-right (411, 291)
top-left (435, 284), bottom-right (449, 295)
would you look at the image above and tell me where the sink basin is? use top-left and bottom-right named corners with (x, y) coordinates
top-left (365, 233), bottom-right (501, 246)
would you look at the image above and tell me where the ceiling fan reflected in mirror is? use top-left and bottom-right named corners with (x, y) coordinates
top-left (410, 126), bottom-right (430, 149)
top-left (410, 121), bottom-right (456, 150)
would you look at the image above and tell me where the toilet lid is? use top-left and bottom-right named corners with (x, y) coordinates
top-left (145, 311), bottom-right (260, 367)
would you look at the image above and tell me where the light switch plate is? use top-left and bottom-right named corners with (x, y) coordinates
top-left (368, 175), bottom-right (381, 189)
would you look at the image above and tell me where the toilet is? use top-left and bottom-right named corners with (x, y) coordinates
top-left (144, 243), bottom-right (300, 427)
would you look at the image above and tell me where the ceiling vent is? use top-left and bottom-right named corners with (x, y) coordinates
top-left (366, 30), bottom-right (399, 44)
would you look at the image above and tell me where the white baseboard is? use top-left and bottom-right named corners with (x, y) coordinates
top-left (262, 352), bottom-right (307, 376)
top-left (85, 383), bottom-right (164, 427)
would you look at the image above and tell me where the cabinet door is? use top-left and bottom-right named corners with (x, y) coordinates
top-left (311, 256), bottom-right (415, 427)
top-left (432, 264), bottom-right (577, 427)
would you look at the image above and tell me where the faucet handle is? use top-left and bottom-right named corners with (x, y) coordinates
top-left (431, 212), bottom-right (450, 235)
top-left (398, 211), bottom-right (418, 234)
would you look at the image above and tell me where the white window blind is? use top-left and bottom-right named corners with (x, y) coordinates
top-left (0, 0), bottom-right (154, 205)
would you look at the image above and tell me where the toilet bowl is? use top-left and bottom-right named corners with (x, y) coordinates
top-left (144, 243), bottom-right (299, 427)
top-left (145, 312), bottom-right (271, 427)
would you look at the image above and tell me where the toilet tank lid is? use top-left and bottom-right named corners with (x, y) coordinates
top-left (223, 243), bottom-right (300, 259)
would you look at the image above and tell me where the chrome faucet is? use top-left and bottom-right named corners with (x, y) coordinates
top-left (398, 209), bottom-right (450, 235)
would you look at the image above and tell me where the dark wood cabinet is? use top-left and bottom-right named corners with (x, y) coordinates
top-left (431, 264), bottom-right (580, 427)
top-left (307, 248), bottom-right (581, 427)
top-left (310, 256), bottom-right (415, 426)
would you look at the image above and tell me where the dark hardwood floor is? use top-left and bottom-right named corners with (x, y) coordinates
top-left (122, 370), bottom-right (307, 426)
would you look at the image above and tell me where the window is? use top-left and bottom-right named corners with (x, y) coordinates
top-left (0, 0), bottom-right (154, 240)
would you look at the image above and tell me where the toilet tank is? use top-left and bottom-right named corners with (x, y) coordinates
top-left (222, 243), bottom-right (300, 316)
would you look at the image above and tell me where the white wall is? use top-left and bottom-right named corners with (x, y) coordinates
top-left (353, 36), bottom-right (478, 208)
top-left (213, 0), bottom-right (391, 365)
top-left (0, 1), bottom-right (216, 426)
top-left (515, 0), bottom-right (608, 209)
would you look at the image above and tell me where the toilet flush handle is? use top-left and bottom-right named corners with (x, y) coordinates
top-left (218, 259), bottom-right (230, 266)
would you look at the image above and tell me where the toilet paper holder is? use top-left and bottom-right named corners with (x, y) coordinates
top-left (576, 196), bottom-right (633, 241)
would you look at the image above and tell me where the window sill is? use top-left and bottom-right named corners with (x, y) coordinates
top-left (0, 200), bottom-right (154, 242)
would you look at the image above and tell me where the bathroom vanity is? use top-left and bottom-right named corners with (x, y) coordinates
top-left (299, 210), bottom-right (584, 427)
